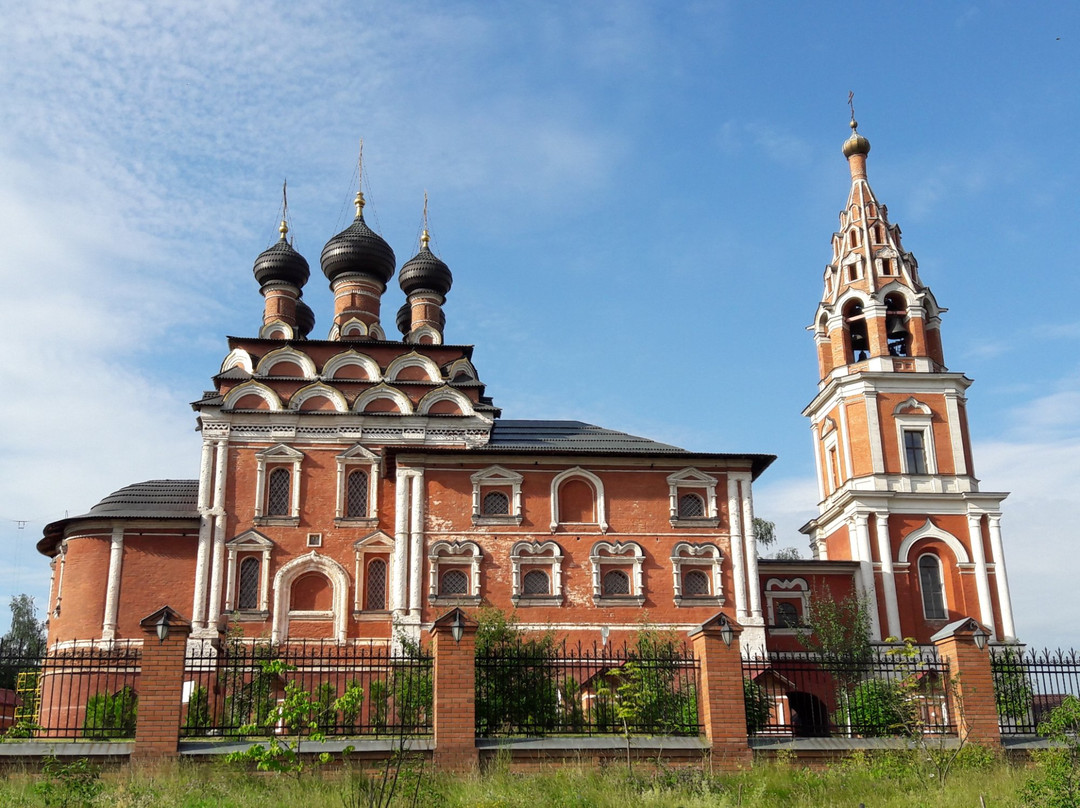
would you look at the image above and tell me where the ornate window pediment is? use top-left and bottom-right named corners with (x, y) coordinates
top-left (254, 444), bottom-right (304, 524)
top-left (590, 540), bottom-right (644, 606)
top-left (471, 465), bottom-right (524, 526)
top-left (225, 529), bottom-right (274, 617)
top-left (428, 540), bottom-right (482, 606)
top-left (667, 468), bottom-right (720, 527)
top-left (335, 444), bottom-right (379, 523)
top-left (671, 542), bottom-right (724, 606)
top-left (510, 540), bottom-right (564, 607)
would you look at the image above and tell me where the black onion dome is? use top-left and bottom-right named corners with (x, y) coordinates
top-left (320, 200), bottom-right (396, 285)
top-left (253, 229), bottom-right (310, 288)
top-left (399, 244), bottom-right (453, 297)
top-left (396, 302), bottom-right (412, 336)
top-left (295, 299), bottom-right (315, 338)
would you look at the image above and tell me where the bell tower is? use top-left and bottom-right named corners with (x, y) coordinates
top-left (800, 116), bottom-right (1017, 644)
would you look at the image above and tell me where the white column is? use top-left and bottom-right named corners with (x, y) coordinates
top-left (224, 549), bottom-right (238, 612)
top-left (408, 471), bottom-right (424, 617)
top-left (192, 439), bottom-right (215, 630)
top-left (987, 514), bottom-right (1016, 640)
top-left (874, 513), bottom-right (901, 639)
top-left (853, 513), bottom-right (882, 640)
top-left (726, 477), bottom-right (748, 622)
top-left (206, 439), bottom-right (229, 629)
top-left (943, 390), bottom-right (968, 477)
top-left (738, 475), bottom-right (762, 620)
top-left (966, 513), bottom-right (995, 636)
top-left (101, 526), bottom-right (124, 642)
top-left (391, 468), bottom-right (410, 614)
top-left (810, 424), bottom-right (826, 503)
top-left (864, 393), bottom-right (884, 474)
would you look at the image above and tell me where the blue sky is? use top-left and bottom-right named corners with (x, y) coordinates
top-left (1, 1), bottom-right (1077, 649)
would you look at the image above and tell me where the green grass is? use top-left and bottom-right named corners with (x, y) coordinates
top-left (0, 749), bottom-right (1030, 807)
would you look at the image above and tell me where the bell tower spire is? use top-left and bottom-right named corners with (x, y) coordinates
top-left (801, 113), bottom-right (1017, 646)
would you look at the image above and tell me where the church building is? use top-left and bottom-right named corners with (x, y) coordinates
top-left (36, 121), bottom-right (1018, 652)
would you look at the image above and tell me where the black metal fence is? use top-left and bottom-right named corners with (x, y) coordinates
top-left (0, 639), bottom-right (141, 740)
top-left (180, 640), bottom-right (432, 739)
top-left (475, 639), bottom-right (701, 737)
top-left (743, 649), bottom-right (954, 738)
top-left (992, 647), bottom-right (1080, 735)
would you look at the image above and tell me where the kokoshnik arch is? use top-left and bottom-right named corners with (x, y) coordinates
top-left (37, 121), bottom-right (1018, 653)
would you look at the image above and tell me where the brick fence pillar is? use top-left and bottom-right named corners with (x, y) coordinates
top-left (430, 608), bottom-right (478, 771)
top-left (931, 617), bottom-right (1001, 748)
top-left (689, 612), bottom-right (752, 769)
top-left (133, 606), bottom-right (192, 760)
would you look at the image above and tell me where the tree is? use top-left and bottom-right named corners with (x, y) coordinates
top-left (0, 595), bottom-right (47, 689)
top-left (753, 518), bottom-right (776, 550)
top-left (1022, 695), bottom-right (1080, 808)
top-left (796, 587), bottom-right (872, 666)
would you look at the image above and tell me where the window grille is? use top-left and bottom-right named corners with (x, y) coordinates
top-left (775, 602), bottom-right (799, 627)
top-left (677, 493), bottom-right (705, 518)
top-left (346, 469), bottom-right (369, 517)
top-left (482, 490), bottom-right (510, 515)
top-left (522, 569), bottom-right (550, 596)
top-left (682, 569), bottom-right (710, 596)
top-left (365, 559), bottom-right (387, 610)
top-left (602, 569), bottom-right (630, 596)
top-left (267, 468), bottom-right (290, 516)
top-left (440, 568), bottom-right (469, 596)
top-left (238, 557), bottom-right (259, 610)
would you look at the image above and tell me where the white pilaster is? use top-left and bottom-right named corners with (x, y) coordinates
top-left (943, 391), bottom-right (968, 477)
top-left (206, 439), bottom-right (229, 630)
top-left (874, 513), bottom-right (901, 639)
top-left (864, 392), bottom-right (884, 474)
top-left (987, 514), bottom-right (1016, 640)
top-left (408, 471), bottom-right (424, 617)
top-left (853, 513), bottom-right (882, 640)
top-left (391, 468), bottom-right (410, 614)
top-left (726, 477), bottom-right (748, 622)
top-left (738, 475), bottom-right (762, 620)
top-left (191, 439), bottom-right (215, 630)
top-left (966, 513), bottom-right (995, 637)
top-left (101, 526), bottom-right (124, 641)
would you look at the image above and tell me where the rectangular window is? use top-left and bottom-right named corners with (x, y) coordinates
top-left (903, 429), bottom-right (928, 474)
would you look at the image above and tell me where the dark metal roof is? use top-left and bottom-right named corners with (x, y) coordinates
top-left (39, 480), bottom-right (199, 555)
top-left (489, 420), bottom-right (689, 453)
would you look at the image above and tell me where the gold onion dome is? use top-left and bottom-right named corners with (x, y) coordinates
top-left (320, 191), bottom-right (396, 285)
top-left (253, 221), bottom-right (311, 288)
top-left (842, 119), bottom-right (871, 158)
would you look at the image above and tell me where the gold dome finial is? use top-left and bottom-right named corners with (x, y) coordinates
top-left (279, 179), bottom-right (291, 241)
top-left (421, 191), bottom-right (430, 248)
top-left (279, 220), bottom-right (289, 239)
top-left (842, 92), bottom-right (871, 159)
top-left (354, 139), bottom-right (366, 217)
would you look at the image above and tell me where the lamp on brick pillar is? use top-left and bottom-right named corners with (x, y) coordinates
top-left (430, 607), bottom-right (478, 772)
top-left (134, 606), bottom-right (192, 760)
top-left (688, 611), bottom-right (752, 770)
top-left (931, 617), bottom-right (1002, 749)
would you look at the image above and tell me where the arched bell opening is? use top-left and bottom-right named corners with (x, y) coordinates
top-left (816, 313), bottom-right (834, 376)
top-left (884, 293), bottom-right (910, 357)
top-left (843, 300), bottom-right (869, 363)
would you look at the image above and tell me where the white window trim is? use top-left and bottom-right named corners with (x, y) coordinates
top-left (353, 531), bottom-right (394, 614)
top-left (917, 553), bottom-right (949, 620)
top-left (270, 551), bottom-right (350, 644)
top-left (823, 431), bottom-right (841, 495)
top-left (254, 444), bottom-right (304, 524)
top-left (510, 540), bottom-right (564, 606)
top-left (666, 468), bottom-right (720, 526)
top-left (764, 577), bottom-right (810, 633)
top-left (321, 350), bottom-right (381, 383)
top-left (225, 530), bottom-right (274, 616)
top-left (471, 465), bottom-right (524, 526)
top-left (670, 541), bottom-right (724, 606)
top-left (894, 398), bottom-right (938, 476)
top-left (550, 467), bottom-right (608, 533)
top-left (428, 540), bottom-right (482, 605)
top-left (335, 444), bottom-right (380, 522)
top-left (590, 540), bottom-right (644, 606)
top-left (254, 345), bottom-right (318, 379)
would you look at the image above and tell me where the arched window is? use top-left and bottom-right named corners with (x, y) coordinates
top-left (238, 557), bottom-right (260, 610)
top-left (267, 468), bottom-right (291, 516)
top-left (918, 554), bottom-right (947, 619)
top-left (365, 558), bottom-right (387, 610)
top-left (602, 570), bottom-right (630, 596)
top-left (843, 300), bottom-right (868, 362)
top-left (440, 569), bottom-right (469, 596)
top-left (677, 493), bottom-right (705, 518)
top-left (522, 569), bottom-right (551, 596)
top-left (885, 293), bottom-right (910, 357)
top-left (346, 470), bottom-right (369, 518)
top-left (482, 490), bottom-right (509, 516)
top-left (682, 569), bottom-right (710, 597)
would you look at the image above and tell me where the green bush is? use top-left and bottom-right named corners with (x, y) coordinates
top-left (744, 677), bottom-right (772, 734)
top-left (841, 679), bottom-right (915, 737)
top-left (83, 686), bottom-right (137, 739)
